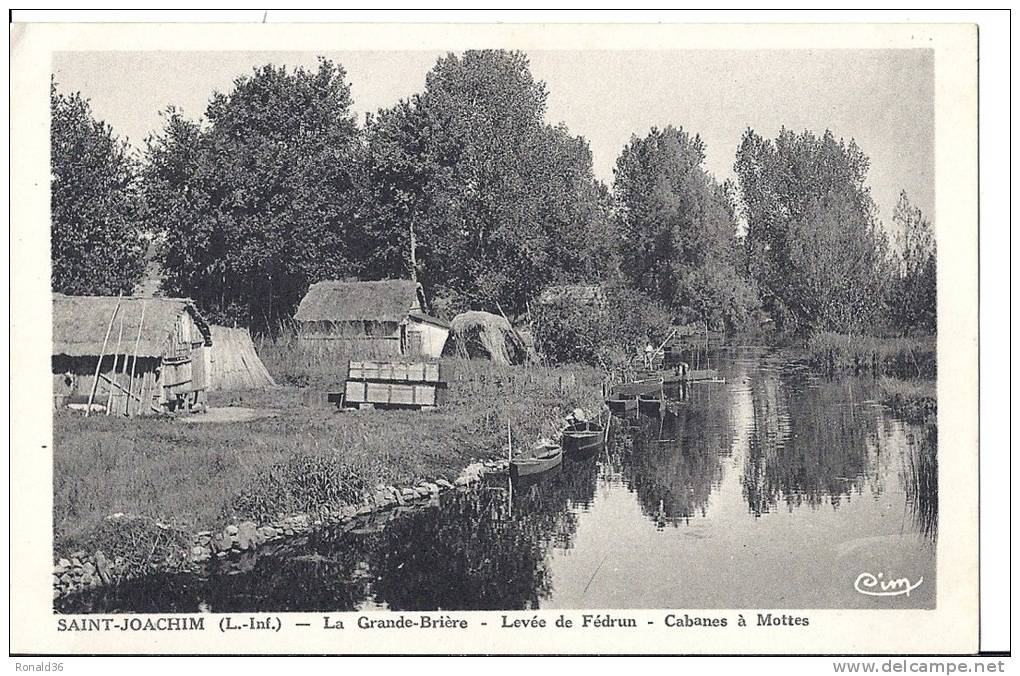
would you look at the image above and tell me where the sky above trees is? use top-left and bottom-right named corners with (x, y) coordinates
top-left (52, 48), bottom-right (932, 227)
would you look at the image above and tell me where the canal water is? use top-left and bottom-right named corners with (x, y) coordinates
top-left (58, 347), bottom-right (936, 613)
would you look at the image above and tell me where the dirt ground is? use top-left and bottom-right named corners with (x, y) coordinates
top-left (179, 407), bottom-right (280, 424)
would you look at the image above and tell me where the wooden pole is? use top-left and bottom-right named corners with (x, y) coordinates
top-left (85, 296), bottom-right (121, 417)
top-left (507, 419), bottom-right (513, 516)
top-left (106, 312), bottom-right (126, 415)
top-left (655, 328), bottom-right (678, 355)
top-left (136, 370), bottom-right (147, 417)
top-left (126, 301), bottom-right (146, 416)
top-left (507, 419), bottom-right (513, 460)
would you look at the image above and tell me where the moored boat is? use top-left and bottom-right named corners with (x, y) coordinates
top-left (686, 368), bottom-right (722, 382)
top-left (610, 380), bottom-right (664, 397)
top-left (510, 440), bottom-right (563, 478)
top-left (606, 395), bottom-right (637, 413)
top-left (637, 393), bottom-right (665, 415)
top-left (632, 370), bottom-right (686, 386)
top-left (561, 420), bottom-right (606, 455)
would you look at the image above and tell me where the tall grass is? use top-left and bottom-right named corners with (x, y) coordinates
top-left (254, 332), bottom-right (365, 388)
top-left (806, 332), bottom-right (936, 377)
top-left (900, 425), bottom-right (938, 542)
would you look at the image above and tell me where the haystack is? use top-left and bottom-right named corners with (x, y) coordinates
top-left (443, 311), bottom-right (527, 365)
top-left (208, 326), bottom-right (276, 391)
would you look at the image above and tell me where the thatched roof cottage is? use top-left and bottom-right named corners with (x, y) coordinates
top-left (52, 294), bottom-right (212, 415)
top-left (293, 280), bottom-right (450, 358)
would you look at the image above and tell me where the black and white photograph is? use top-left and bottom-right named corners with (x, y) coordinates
top-left (10, 16), bottom-right (995, 658)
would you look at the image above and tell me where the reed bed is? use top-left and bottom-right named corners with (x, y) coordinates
top-left (806, 332), bottom-right (936, 378)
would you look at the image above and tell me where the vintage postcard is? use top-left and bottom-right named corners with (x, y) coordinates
top-left (10, 20), bottom-right (979, 655)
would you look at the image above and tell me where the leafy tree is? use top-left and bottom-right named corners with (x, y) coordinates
top-left (734, 128), bottom-right (890, 333)
top-left (361, 50), bottom-right (613, 316)
top-left (613, 126), bottom-right (759, 330)
top-left (888, 190), bottom-right (936, 334)
top-left (50, 80), bottom-right (146, 295)
top-left (783, 191), bottom-right (892, 333)
top-left (141, 59), bottom-right (365, 330)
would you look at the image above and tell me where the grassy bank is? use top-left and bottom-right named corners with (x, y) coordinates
top-left (54, 356), bottom-right (604, 569)
top-left (806, 332), bottom-right (936, 378)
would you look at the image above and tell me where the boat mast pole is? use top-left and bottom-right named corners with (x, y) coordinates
top-left (507, 418), bottom-right (513, 517)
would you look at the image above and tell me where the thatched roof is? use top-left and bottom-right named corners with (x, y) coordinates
top-left (443, 311), bottom-right (526, 365)
top-left (536, 284), bottom-right (603, 306)
top-left (294, 280), bottom-right (424, 323)
top-left (52, 294), bottom-right (211, 358)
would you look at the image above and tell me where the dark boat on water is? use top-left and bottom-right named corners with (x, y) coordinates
top-left (611, 379), bottom-right (665, 397)
top-left (511, 441), bottom-right (563, 479)
top-left (561, 420), bottom-right (605, 455)
top-left (634, 363), bottom-right (724, 384)
top-left (637, 393), bottom-right (666, 415)
top-left (633, 370), bottom-right (686, 386)
top-left (606, 395), bottom-right (637, 413)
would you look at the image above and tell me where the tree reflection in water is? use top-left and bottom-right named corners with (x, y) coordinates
top-left (366, 458), bottom-right (598, 611)
top-left (617, 408), bottom-right (725, 527)
top-left (741, 367), bottom-right (877, 516)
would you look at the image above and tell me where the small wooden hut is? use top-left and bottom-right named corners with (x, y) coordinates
top-left (52, 294), bottom-right (212, 415)
top-left (294, 280), bottom-right (450, 358)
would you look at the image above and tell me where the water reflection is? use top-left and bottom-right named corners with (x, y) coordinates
top-left (741, 367), bottom-right (877, 515)
top-left (618, 411), bottom-right (724, 527)
top-left (58, 348), bottom-right (937, 612)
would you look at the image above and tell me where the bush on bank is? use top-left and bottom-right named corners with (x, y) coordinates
top-left (531, 283), bottom-right (672, 368)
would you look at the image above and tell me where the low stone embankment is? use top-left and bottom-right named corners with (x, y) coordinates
top-left (53, 458), bottom-right (509, 599)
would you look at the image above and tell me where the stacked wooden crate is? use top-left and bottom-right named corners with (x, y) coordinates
top-left (332, 360), bottom-right (451, 410)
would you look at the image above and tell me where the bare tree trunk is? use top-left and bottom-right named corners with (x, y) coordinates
top-left (409, 214), bottom-right (418, 284)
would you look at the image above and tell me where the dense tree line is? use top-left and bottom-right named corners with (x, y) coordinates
top-left (141, 60), bottom-right (365, 328)
top-left (614, 126), bottom-right (758, 330)
top-left (51, 50), bottom-right (935, 342)
top-left (360, 51), bottom-right (613, 317)
top-left (50, 80), bottom-right (147, 295)
top-left (733, 128), bottom-right (895, 334)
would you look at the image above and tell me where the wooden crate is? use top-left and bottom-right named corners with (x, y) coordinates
top-left (345, 380), bottom-right (366, 402)
top-left (338, 359), bottom-right (447, 410)
top-left (341, 381), bottom-right (438, 408)
top-left (348, 360), bottom-right (444, 384)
